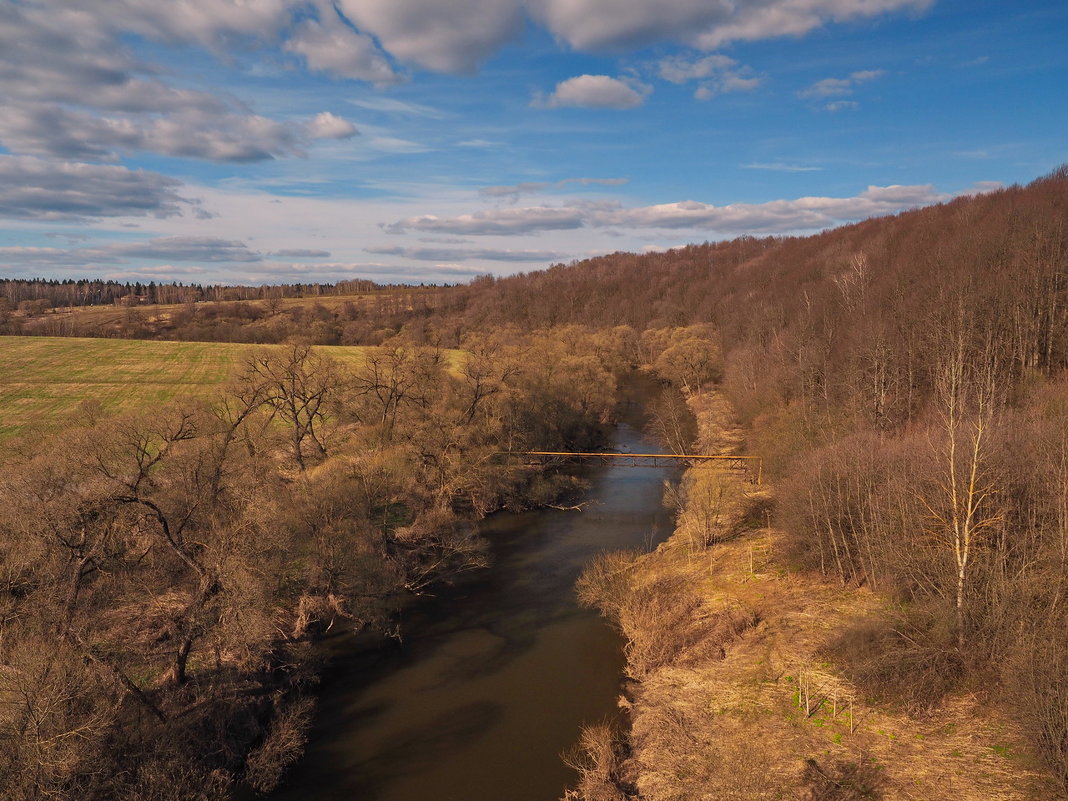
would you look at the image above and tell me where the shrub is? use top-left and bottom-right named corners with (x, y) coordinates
top-left (823, 604), bottom-right (964, 712)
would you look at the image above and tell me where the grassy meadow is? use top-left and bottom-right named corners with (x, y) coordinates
top-left (0, 336), bottom-right (392, 439)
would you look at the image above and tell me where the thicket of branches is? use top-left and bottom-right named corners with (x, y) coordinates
top-left (0, 327), bottom-right (630, 800)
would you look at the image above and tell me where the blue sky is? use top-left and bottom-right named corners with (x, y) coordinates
top-left (0, 0), bottom-right (1065, 286)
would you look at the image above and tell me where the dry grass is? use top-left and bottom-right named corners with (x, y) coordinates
top-left (1, 336), bottom-right (238, 438)
top-left (589, 389), bottom-right (1062, 801)
top-left (0, 336), bottom-right (460, 439)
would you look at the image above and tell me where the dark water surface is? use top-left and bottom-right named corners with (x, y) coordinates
top-left (274, 399), bottom-right (675, 801)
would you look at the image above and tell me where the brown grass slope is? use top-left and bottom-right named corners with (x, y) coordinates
top-left (571, 389), bottom-right (1062, 801)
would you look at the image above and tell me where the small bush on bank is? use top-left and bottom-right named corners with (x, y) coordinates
top-left (1004, 618), bottom-right (1068, 792)
top-left (243, 695), bottom-right (316, 793)
top-left (802, 756), bottom-right (885, 800)
top-left (823, 603), bottom-right (964, 712)
top-left (562, 722), bottom-right (633, 801)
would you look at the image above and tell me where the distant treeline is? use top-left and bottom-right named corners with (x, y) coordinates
top-left (0, 277), bottom-right (395, 308)
top-left (9, 290), bottom-right (454, 345)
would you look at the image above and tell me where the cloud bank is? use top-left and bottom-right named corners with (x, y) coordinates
top-left (365, 245), bottom-right (566, 262)
top-left (0, 156), bottom-right (191, 221)
top-left (385, 183), bottom-right (981, 237)
top-left (0, 2), bottom-right (360, 166)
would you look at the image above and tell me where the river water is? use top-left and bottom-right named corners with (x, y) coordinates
top-left (273, 399), bottom-right (675, 801)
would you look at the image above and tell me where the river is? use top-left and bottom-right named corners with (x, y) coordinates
top-left (272, 395), bottom-right (676, 801)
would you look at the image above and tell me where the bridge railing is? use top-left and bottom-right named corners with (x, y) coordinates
top-left (495, 452), bottom-right (762, 483)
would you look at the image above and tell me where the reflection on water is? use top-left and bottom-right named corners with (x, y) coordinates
top-left (273, 406), bottom-right (675, 801)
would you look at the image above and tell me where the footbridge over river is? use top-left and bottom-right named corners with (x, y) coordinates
top-left (499, 451), bottom-right (763, 483)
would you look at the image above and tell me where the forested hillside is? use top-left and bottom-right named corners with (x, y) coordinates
top-left (556, 166), bottom-right (1068, 796)
top-left (425, 167), bottom-right (1067, 361)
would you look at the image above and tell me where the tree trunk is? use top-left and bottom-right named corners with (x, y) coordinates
top-left (168, 638), bottom-right (193, 686)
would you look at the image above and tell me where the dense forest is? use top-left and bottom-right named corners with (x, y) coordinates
top-left (3, 166), bottom-right (1068, 798)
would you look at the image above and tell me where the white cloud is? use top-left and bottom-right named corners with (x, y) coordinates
top-left (3, 0), bottom-right (929, 111)
top-left (479, 177), bottom-right (628, 201)
top-left (0, 236), bottom-right (340, 277)
top-left (364, 135), bottom-right (431, 154)
top-left (103, 236), bottom-right (263, 262)
top-left (0, 155), bottom-right (191, 221)
top-left (67, 0), bottom-right (294, 49)
top-left (480, 182), bottom-right (552, 199)
top-left (83, 0), bottom-right (927, 77)
top-left (799, 69), bottom-right (886, 98)
top-left (336, 0), bottom-right (524, 74)
top-left (0, 104), bottom-right (363, 162)
top-left (658, 53), bottom-right (736, 83)
top-left (0, 0), bottom-right (930, 181)
top-left (0, 3), bottom-right (371, 165)
top-left (686, 0), bottom-right (932, 50)
top-left (105, 265), bottom-right (209, 280)
top-left (529, 0), bottom-right (931, 52)
top-left (269, 248), bottom-right (332, 258)
top-left (284, 17), bottom-right (402, 85)
top-left (824, 100), bottom-right (859, 112)
top-left (534, 75), bottom-right (649, 109)
top-left (0, 236), bottom-right (263, 270)
top-left (385, 206), bottom-right (587, 235)
top-left (306, 112), bottom-right (359, 140)
top-left (658, 53), bottom-right (762, 99)
top-left (742, 163), bottom-right (823, 172)
top-left (456, 138), bottom-right (502, 148)
top-left (236, 260), bottom-right (485, 283)
top-left (0, 246), bottom-right (119, 268)
top-left (347, 97), bottom-right (447, 117)
top-left (365, 245), bottom-right (565, 261)
top-left (958, 180), bottom-right (1003, 195)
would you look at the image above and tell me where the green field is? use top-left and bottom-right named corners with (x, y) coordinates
top-left (0, 336), bottom-right (383, 439)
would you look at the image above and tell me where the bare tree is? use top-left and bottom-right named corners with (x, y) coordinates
top-left (242, 344), bottom-right (337, 470)
top-left (922, 307), bottom-right (1004, 647)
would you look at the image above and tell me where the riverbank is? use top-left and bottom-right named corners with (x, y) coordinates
top-left (573, 389), bottom-right (1060, 800)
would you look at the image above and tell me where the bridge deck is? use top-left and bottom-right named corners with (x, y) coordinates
top-left (499, 451), bottom-right (762, 483)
